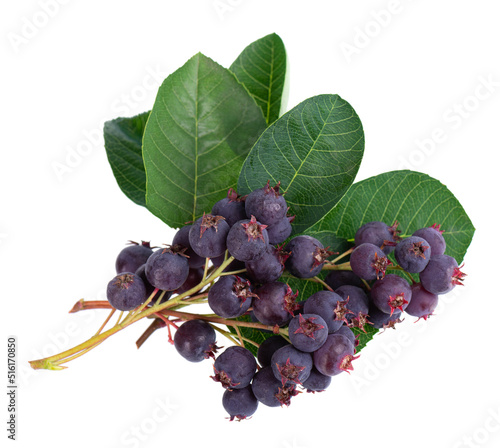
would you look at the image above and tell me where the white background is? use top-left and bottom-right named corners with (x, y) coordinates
top-left (2, 1), bottom-right (499, 447)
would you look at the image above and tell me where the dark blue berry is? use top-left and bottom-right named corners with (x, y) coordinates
top-left (212, 346), bottom-right (257, 389)
top-left (350, 243), bottom-right (390, 280)
top-left (251, 366), bottom-right (298, 407)
top-left (413, 224), bottom-right (446, 256)
top-left (271, 344), bottom-right (313, 386)
top-left (324, 269), bottom-right (363, 290)
top-left (288, 313), bottom-right (328, 352)
top-left (107, 273), bottom-right (147, 311)
top-left (302, 290), bottom-right (344, 333)
top-left (252, 282), bottom-right (298, 326)
top-left (222, 385), bottom-right (258, 421)
top-left (405, 283), bottom-right (438, 320)
top-left (301, 367), bottom-right (332, 392)
top-left (419, 254), bottom-right (465, 295)
top-left (145, 248), bottom-right (190, 291)
top-left (226, 216), bottom-right (269, 262)
top-left (285, 235), bottom-right (332, 278)
top-left (208, 275), bottom-right (254, 318)
top-left (265, 216), bottom-right (293, 244)
top-left (355, 221), bottom-right (400, 254)
top-left (336, 285), bottom-right (369, 324)
top-left (370, 274), bottom-right (412, 315)
top-left (257, 336), bottom-right (289, 367)
top-left (394, 236), bottom-right (431, 273)
top-left (189, 214), bottom-right (230, 258)
top-left (115, 241), bottom-right (153, 274)
top-left (173, 320), bottom-right (217, 362)
top-left (211, 189), bottom-right (247, 228)
top-left (367, 304), bottom-right (402, 329)
top-left (245, 181), bottom-right (287, 226)
top-left (245, 244), bottom-right (288, 284)
top-left (172, 225), bottom-right (206, 268)
top-left (313, 333), bottom-right (357, 376)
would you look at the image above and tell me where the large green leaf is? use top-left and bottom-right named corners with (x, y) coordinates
top-left (143, 53), bottom-right (267, 228)
top-left (238, 94), bottom-right (364, 233)
top-left (306, 170), bottom-right (475, 264)
top-left (103, 111), bottom-right (150, 206)
top-left (230, 33), bottom-right (287, 125)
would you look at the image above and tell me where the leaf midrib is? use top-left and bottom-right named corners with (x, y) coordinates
top-left (192, 55), bottom-right (200, 223)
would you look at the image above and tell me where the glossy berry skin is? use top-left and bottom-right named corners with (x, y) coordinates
top-left (288, 314), bottom-right (328, 352)
top-left (413, 226), bottom-right (446, 256)
top-left (271, 345), bottom-right (313, 386)
top-left (145, 248), bottom-right (189, 291)
top-left (189, 215), bottom-right (230, 258)
top-left (355, 221), bottom-right (399, 254)
top-left (303, 290), bottom-right (344, 333)
top-left (266, 216), bottom-right (292, 245)
top-left (212, 346), bottom-right (257, 389)
top-left (419, 254), bottom-right (463, 295)
top-left (370, 274), bottom-right (412, 315)
top-left (301, 367), bottom-right (332, 393)
top-left (115, 242), bottom-right (153, 274)
top-left (336, 285), bottom-right (369, 323)
top-left (252, 282), bottom-right (297, 326)
top-left (208, 275), bottom-right (254, 318)
top-left (226, 217), bottom-right (269, 262)
top-left (285, 235), bottom-right (329, 278)
top-left (350, 243), bottom-right (390, 280)
top-left (252, 366), bottom-right (298, 407)
top-left (245, 182), bottom-right (287, 226)
top-left (222, 385), bottom-right (258, 421)
top-left (107, 273), bottom-right (147, 311)
top-left (245, 244), bottom-right (287, 284)
top-left (405, 283), bottom-right (439, 319)
top-left (325, 270), bottom-right (363, 290)
top-left (257, 336), bottom-right (289, 367)
top-left (172, 225), bottom-right (206, 268)
top-left (395, 236), bottom-right (431, 273)
top-left (313, 333), bottom-right (356, 376)
top-left (173, 320), bottom-right (217, 362)
top-left (212, 195), bottom-right (247, 228)
top-left (367, 304), bottom-right (402, 329)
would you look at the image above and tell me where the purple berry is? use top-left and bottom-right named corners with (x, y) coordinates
top-left (226, 216), bottom-right (269, 262)
top-left (135, 263), bottom-right (157, 298)
top-left (313, 333), bottom-right (357, 376)
top-left (355, 221), bottom-right (401, 254)
top-left (115, 241), bottom-right (153, 274)
top-left (350, 243), bottom-right (391, 280)
top-left (394, 236), bottom-right (431, 273)
top-left (419, 254), bottom-right (466, 295)
top-left (172, 225), bottom-right (206, 268)
top-left (271, 345), bottom-right (313, 386)
top-left (301, 367), bottom-right (332, 393)
top-left (211, 188), bottom-right (248, 228)
top-left (302, 290), bottom-right (344, 333)
top-left (252, 282), bottom-right (299, 326)
top-left (288, 313), bottom-right (328, 352)
top-left (245, 244), bottom-right (288, 284)
top-left (285, 235), bottom-right (332, 278)
top-left (336, 285), bottom-right (369, 325)
top-left (222, 385), bottom-right (258, 421)
top-left (405, 283), bottom-right (439, 320)
top-left (257, 336), bottom-right (289, 367)
top-left (324, 269), bottom-right (363, 290)
top-left (251, 366), bottom-right (298, 407)
top-left (173, 320), bottom-right (217, 362)
top-left (265, 216), bottom-right (293, 244)
top-left (208, 275), bottom-right (255, 318)
top-left (245, 181), bottom-right (287, 226)
top-left (367, 303), bottom-right (402, 329)
top-left (188, 214), bottom-right (230, 258)
top-left (145, 247), bottom-right (190, 291)
top-left (370, 274), bottom-right (412, 315)
top-left (333, 325), bottom-right (357, 347)
top-left (106, 273), bottom-right (147, 311)
top-left (413, 224), bottom-right (446, 256)
top-left (212, 346), bottom-right (257, 389)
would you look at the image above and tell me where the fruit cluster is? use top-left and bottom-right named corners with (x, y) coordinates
top-left (106, 182), bottom-right (465, 421)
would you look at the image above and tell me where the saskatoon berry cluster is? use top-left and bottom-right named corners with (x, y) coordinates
top-left (106, 182), bottom-right (466, 421)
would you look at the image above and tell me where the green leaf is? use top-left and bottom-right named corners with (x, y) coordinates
top-left (306, 170), bottom-right (475, 264)
top-left (230, 33), bottom-right (287, 125)
top-left (353, 326), bottom-right (379, 353)
top-left (238, 94), bottom-right (364, 233)
top-left (103, 111), bottom-right (150, 206)
top-left (143, 53), bottom-right (267, 228)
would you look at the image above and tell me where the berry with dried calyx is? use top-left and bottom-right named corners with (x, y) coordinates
top-left (252, 282), bottom-right (299, 326)
top-left (288, 314), bottom-right (328, 352)
top-left (172, 225), bottom-right (206, 268)
top-left (394, 236), bottom-right (431, 273)
top-left (335, 285), bottom-right (369, 324)
top-left (367, 303), bottom-right (402, 329)
top-left (173, 319), bottom-right (218, 362)
top-left (313, 333), bottom-right (358, 376)
top-left (301, 367), bottom-right (332, 393)
top-left (257, 336), bottom-right (289, 367)
top-left (355, 221), bottom-right (401, 254)
top-left (188, 213), bottom-right (230, 258)
top-left (145, 246), bottom-right (190, 291)
top-left (222, 385), bottom-right (258, 421)
top-left (285, 235), bottom-right (334, 278)
top-left (303, 290), bottom-right (345, 333)
top-left (208, 275), bottom-right (256, 318)
top-left (212, 346), bottom-right (257, 390)
top-left (106, 272), bottom-right (147, 311)
top-left (251, 366), bottom-right (299, 407)
top-left (413, 224), bottom-right (446, 256)
top-left (212, 188), bottom-right (248, 228)
top-left (226, 215), bottom-right (269, 262)
top-left (245, 244), bottom-right (289, 284)
top-left (419, 254), bottom-right (466, 295)
top-left (350, 243), bottom-right (391, 280)
top-left (271, 344), bottom-right (313, 386)
top-left (245, 180), bottom-right (288, 226)
top-left (370, 274), bottom-right (412, 315)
